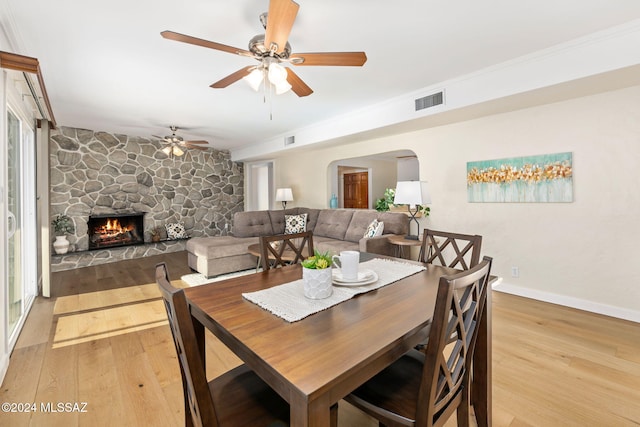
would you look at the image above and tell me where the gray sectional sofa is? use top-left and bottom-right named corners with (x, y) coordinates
top-left (186, 207), bottom-right (409, 278)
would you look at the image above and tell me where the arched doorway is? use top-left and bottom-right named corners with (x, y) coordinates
top-left (328, 149), bottom-right (418, 209)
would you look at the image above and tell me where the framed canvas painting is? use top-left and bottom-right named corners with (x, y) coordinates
top-left (467, 152), bottom-right (573, 202)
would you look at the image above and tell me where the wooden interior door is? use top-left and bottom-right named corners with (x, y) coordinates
top-left (343, 172), bottom-right (369, 209)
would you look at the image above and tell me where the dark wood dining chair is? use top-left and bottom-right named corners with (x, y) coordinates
top-left (420, 229), bottom-right (482, 271)
top-left (343, 256), bottom-right (493, 427)
top-left (259, 230), bottom-right (314, 271)
top-left (155, 263), bottom-right (292, 427)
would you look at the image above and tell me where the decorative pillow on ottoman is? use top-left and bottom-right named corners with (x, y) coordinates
top-left (285, 214), bottom-right (307, 234)
top-left (165, 222), bottom-right (187, 240)
top-left (363, 219), bottom-right (384, 238)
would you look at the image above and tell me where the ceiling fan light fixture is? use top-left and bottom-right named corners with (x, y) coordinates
top-left (267, 62), bottom-right (291, 94)
top-left (274, 79), bottom-right (292, 95)
top-left (161, 146), bottom-right (172, 156)
top-left (267, 62), bottom-right (287, 85)
top-left (243, 68), bottom-right (264, 91)
top-left (173, 146), bottom-right (184, 157)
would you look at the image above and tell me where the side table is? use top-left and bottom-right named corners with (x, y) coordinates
top-left (387, 234), bottom-right (425, 261)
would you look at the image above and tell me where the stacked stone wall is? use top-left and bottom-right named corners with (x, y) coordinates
top-left (49, 126), bottom-right (244, 253)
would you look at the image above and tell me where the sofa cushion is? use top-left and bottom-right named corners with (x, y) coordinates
top-left (232, 210), bottom-right (274, 237)
top-left (165, 221), bottom-right (187, 239)
top-left (268, 208), bottom-right (300, 234)
top-left (344, 210), bottom-right (380, 242)
top-left (377, 211), bottom-right (409, 235)
top-left (297, 208), bottom-right (321, 231)
top-left (313, 236), bottom-right (359, 254)
top-left (364, 220), bottom-right (384, 238)
top-left (313, 210), bottom-right (354, 240)
top-left (285, 213), bottom-right (307, 233)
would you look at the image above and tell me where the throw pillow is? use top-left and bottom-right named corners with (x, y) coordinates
top-left (363, 219), bottom-right (385, 238)
top-left (284, 213), bottom-right (307, 234)
top-left (165, 222), bottom-right (187, 240)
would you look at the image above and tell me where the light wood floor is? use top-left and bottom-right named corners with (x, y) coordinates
top-left (1, 251), bottom-right (639, 426)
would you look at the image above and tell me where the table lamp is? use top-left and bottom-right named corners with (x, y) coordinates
top-left (393, 181), bottom-right (431, 240)
top-left (275, 188), bottom-right (293, 209)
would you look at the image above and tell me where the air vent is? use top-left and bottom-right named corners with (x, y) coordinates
top-left (415, 91), bottom-right (444, 111)
top-left (284, 135), bottom-right (295, 146)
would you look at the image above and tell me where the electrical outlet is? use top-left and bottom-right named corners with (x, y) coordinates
top-left (511, 266), bottom-right (519, 278)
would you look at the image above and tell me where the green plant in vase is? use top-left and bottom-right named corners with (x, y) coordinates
top-left (51, 214), bottom-right (75, 255)
top-left (375, 188), bottom-right (395, 212)
top-left (301, 250), bottom-right (332, 269)
top-left (301, 250), bottom-right (333, 299)
top-left (51, 214), bottom-right (75, 236)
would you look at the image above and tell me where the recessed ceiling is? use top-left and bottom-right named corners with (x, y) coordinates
top-left (2, 0), bottom-right (640, 152)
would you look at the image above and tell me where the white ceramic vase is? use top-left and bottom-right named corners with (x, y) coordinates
top-left (53, 235), bottom-right (70, 255)
top-left (302, 267), bottom-right (333, 299)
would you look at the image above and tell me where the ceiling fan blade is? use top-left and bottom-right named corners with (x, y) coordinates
top-left (286, 68), bottom-right (313, 97)
top-left (183, 140), bottom-right (208, 145)
top-left (185, 144), bottom-right (208, 150)
top-left (151, 135), bottom-right (165, 140)
top-left (161, 30), bottom-right (252, 56)
top-left (264, 0), bottom-right (300, 55)
top-left (290, 52), bottom-right (367, 66)
top-left (210, 66), bottom-right (255, 88)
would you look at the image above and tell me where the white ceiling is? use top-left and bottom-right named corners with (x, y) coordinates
top-left (3, 0), bottom-right (640, 153)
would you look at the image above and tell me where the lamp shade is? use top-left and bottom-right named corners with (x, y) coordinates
top-left (242, 68), bottom-right (264, 91)
top-left (393, 181), bottom-right (431, 206)
top-left (275, 188), bottom-right (293, 202)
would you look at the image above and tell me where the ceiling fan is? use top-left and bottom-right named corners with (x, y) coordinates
top-left (161, 0), bottom-right (367, 97)
top-left (153, 126), bottom-right (209, 158)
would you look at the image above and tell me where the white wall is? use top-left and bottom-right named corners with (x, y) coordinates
top-left (397, 157), bottom-right (419, 181)
top-left (270, 85), bottom-right (640, 322)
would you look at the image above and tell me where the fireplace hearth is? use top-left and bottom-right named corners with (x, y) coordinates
top-left (87, 213), bottom-right (145, 250)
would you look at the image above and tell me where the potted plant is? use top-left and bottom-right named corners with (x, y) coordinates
top-left (375, 187), bottom-right (431, 217)
top-left (51, 214), bottom-right (75, 254)
top-left (301, 250), bottom-right (333, 299)
top-left (375, 188), bottom-right (396, 212)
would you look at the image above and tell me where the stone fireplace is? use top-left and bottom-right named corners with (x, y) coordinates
top-left (87, 213), bottom-right (145, 250)
top-left (49, 126), bottom-right (245, 271)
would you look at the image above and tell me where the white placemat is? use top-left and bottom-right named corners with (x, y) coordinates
top-left (242, 258), bottom-right (426, 322)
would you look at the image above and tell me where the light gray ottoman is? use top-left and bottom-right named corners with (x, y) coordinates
top-left (186, 236), bottom-right (259, 278)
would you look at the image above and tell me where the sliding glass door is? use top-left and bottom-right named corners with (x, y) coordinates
top-left (5, 107), bottom-right (36, 345)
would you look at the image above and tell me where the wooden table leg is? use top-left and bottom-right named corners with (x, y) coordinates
top-left (472, 287), bottom-right (492, 427)
top-left (290, 392), bottom-right (332, 427)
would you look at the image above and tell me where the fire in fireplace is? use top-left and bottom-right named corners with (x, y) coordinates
top-left (87, 213), bottom-right (144, 250)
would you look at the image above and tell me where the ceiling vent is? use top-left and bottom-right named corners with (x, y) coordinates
top-left (415, 91), bottom-right (444, 111)
top-left (284, 135), bottom-right (295, 146)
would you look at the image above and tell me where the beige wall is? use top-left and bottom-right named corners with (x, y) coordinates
top-left (270, 85), bottom-right (640, 321)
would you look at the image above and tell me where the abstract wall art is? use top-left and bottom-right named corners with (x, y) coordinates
top-left (467, 152), bottom-right (573, 203)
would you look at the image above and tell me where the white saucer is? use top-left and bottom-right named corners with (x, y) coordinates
top-left (332, 269), bottom-right (378, 286)
top-left (332, 268), bottom-right (373, 283)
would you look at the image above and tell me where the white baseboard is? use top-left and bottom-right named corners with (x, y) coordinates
top-left (0, 353), bottom-right (9, 386)
top-left (493, 280), bottom-right (640, 324)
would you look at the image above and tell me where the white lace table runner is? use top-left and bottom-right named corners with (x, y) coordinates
top-left (242, 258), bottom-right (426, 322)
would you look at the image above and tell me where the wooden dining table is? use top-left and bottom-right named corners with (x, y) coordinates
top-left (182, 254), bottom-right (492, 427)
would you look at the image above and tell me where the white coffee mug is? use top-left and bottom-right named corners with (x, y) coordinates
top-left (332, 250), bottom-right (360, 281)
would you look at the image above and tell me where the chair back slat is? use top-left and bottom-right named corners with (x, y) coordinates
top-left (155, 263), bottom-right (218, 427)
top-left (421, 229), bottom-right (482, 270)
top-left (259, 231), bottom-right (314, 270)
top-left (417, 256), bottom-right (493, 426)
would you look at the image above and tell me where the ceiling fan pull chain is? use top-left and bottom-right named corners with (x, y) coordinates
top-left (269, 80), bottom-right (274, 121)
